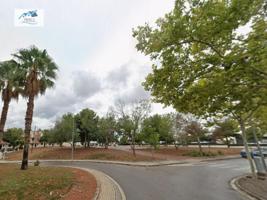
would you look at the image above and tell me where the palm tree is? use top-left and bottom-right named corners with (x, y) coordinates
top-left (0, 60), bottom-right (22, 141)
top-left (13, 46), bottom-right (58, 170)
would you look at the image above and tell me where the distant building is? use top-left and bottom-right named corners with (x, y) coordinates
top-left (30, 130), bottom-right (43, 146)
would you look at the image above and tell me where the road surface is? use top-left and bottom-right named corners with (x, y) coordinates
top-left (45, 158), bottom-right (251, 200)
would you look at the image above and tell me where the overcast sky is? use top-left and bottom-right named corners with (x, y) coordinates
top-left (0, 0), bottom-right (175, 129)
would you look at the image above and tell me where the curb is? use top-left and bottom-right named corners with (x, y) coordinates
top-left (0, 159), bottom-right (188, 167)
top-left (0, 156), bottom-right (240, 167)
top-left (56, 166), bottom-right (126, 200)
top-left (230, 176), bottom-right (259, 200)
top-left (100, 170), bottom-right (126, 200)
top-left (200, 156), bottom-right (240, 162)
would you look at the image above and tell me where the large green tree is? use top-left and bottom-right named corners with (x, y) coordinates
top-left (141, 114), bottom-right (174, 149)
top-left (115, 99), bottom-right (151, 156)
top-left (98, 110), bottom-right (117, 149)
top-left (53, 113), bottom-right (78, 147)
top-left (13, 46), bottom-right (58, 170)
top-left (133, 0), bottom-right (267, 174)
top-left (3, 128), bottom-right (24, 149)
top-left (0, 60), bottom-right (22, 138)
top-left (75, 108), bottom-right (98, 148)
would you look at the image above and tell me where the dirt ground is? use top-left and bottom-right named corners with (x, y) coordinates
top-left (135, 146), bottom-right (241, 160)
top-left (6, 147), bottom-right (154, 161)
top-left (238, 175), bottom-right (267, 200)
top-left (64, 168), bottom-right (97, 200)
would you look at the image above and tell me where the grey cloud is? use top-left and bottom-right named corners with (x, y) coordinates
top-left (115, 85), bottom-right (150, 105)
top-left (35, 92), bottom-right (77, 119)
top-left (106, 64), bottom-right (130, 87)
top-left (35, 71), bottom-right (102, 120)
top-left (72, 71), bottom-right (102, 98)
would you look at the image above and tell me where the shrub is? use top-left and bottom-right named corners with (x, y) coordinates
top-left (183, 150), bottom-right (218, 157)
top-left (34, 160), bottom-right (40, 166)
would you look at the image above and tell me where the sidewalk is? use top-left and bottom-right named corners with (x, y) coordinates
top-left (73, 167), bottom-right (126, 200)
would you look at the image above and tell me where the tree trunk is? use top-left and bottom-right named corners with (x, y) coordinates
top-left (84, 135), bottom-right (87, 148)
top-left (0, 99), bottom-right (10, 137)
top-left (131, 130), bottom-right (136, 157)
top-left (239, 119), bottom-right (256, 175)
top-left (197, 136), bottom-right (203, 156)
top-left (175, 141), bottom-right (178, 150)
top-left (226, 137), bottom-right (230, 148)
top-left (105, 135), bottom-right (108, 149)
top-left (21, 95), bottom-right (34, 170)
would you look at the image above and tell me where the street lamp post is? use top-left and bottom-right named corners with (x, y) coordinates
top-left (71, 115), bottom-right (75, 161)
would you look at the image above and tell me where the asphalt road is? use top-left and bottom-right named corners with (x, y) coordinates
top-left (44, 158), bottom-right (251, 200)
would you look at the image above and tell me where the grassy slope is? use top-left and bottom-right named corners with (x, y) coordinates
top-left (0, 164), bottom-right (74, 200)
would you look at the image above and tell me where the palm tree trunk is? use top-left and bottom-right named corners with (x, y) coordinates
top-left (0, 99), bottom-right (10, 137)
top-left (21, 94), bottom-right (34, 170)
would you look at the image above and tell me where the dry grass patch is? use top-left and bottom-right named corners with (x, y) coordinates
top-left (138, 146), bottom-right (241, 159)
top-left (0, 164), bottom-right (96, 200)
top-left (6, 147), bottom-right (153, 161)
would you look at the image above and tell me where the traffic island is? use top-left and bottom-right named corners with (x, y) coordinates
top-left (232, 174), bottom-right (267, 200)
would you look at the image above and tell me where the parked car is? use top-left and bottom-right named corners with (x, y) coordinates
top-left (240, 147), bottom-right (267, 158)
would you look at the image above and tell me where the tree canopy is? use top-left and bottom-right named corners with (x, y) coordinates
top-left (133, 0), bottom-right (267, 119)
top-left (133, 0), bottom-right (267, 174)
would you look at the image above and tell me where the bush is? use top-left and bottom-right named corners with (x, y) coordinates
top-left (34, 160), bottom-right (40, 166)
top-left (183, 150), bottom-right (218, 157)
top-left (182, 150), bottom-right (202, 157)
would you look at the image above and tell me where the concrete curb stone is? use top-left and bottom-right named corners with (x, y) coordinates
top-left (0, 155), bottom-right (240, 167)
top-left (230, 176), bottom-right (262, 200)
top-left (50, 165), bottom-right (126, 200)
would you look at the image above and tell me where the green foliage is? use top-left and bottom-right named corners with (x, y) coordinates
top-left (141, 114), bottom-right (174, 147)
top-left (75, 108), bottom-right (98, 146)
top-left (53, 113), bottom-right (78, 146)
top-left (148, 133), bottom-right (160, 150)
top-left (98, 110), bottom-right (117, 146)
top-left (13, 46), bottom-right (58, 97)
top-left (117, 116), bottom-right (134, 138)
top-left (134, 1), bottom-right (266, 173)
top-left (183, 150), bottom-right (217, 157)
top-left (115, 99), bottom-right (151, 145)
top-left (133, 0), bottom-right (267, 120)
top-left (245, 126), bottom-right (263, 142)
top-left (0, 60), bottom-right (22, 102)
top-left (253, 107), bottom-right (267, 131)
top-left (3, 128), bottom-right (24, 149)
top-left (39, 130), bottom-right (49, 145)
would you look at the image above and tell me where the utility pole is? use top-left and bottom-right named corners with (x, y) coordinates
top-left (71, 116), bottom-right (75, 161)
